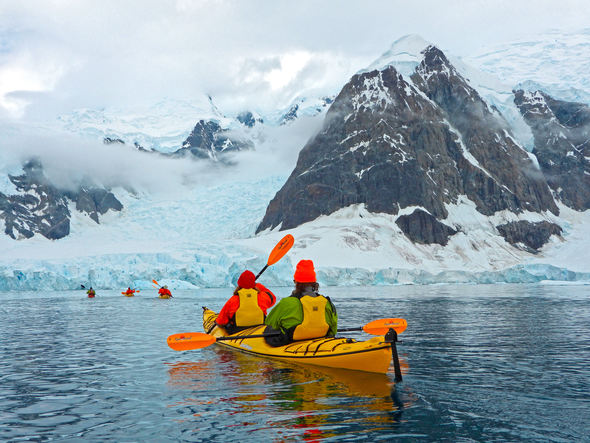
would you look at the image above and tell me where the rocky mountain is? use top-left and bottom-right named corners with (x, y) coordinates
top-left (173, 119), bottom-right (255, 160)
top-left (0, 159), bottom-right (122, 240)
top-left (514, 90), bottom-right (590, 210)
top-left (256, 45), bottom-right (564, 251)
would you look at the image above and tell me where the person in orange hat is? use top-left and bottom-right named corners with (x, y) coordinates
top-left (216, 270), bottom-right (276, 334)
top-left (263, 259), bottom-right (337, 347)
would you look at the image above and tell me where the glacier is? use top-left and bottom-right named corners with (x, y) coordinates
top-left (2, 171), bottom-right (590, 290)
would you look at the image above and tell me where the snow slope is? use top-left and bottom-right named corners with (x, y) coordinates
top-left (468, 28), bottom-right (590, 104)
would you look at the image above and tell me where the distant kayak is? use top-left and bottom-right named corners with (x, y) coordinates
top-left (122, 292), bottom-right (135, 297)
top-left (201, 307), bottom-right (393, 374)
top-left (159, 295), bottom-right (172, 299)
top-left (88, 294), bottom-right (95, 298)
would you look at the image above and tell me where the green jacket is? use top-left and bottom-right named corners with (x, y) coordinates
top-left (264, 291), bottom-right (338, 337)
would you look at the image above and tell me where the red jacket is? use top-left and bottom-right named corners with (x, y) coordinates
top-left (216, 283), bottom-right (276, 326)
top-left (159, 287), bottom-right (172, 296)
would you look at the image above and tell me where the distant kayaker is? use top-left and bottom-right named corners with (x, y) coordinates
top-left (86, 287), bottom-right (96, 297)
top-left (263, 260), bottom-right (337, 347)
top-left (159, 286), bottom-right (172, 297)
top-left (125, 287), bottom-right (135, 296)
top-left (216, 270), bottom-right (276, 334)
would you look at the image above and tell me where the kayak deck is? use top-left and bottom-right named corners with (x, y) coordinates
top-left (202, 307), bottom-right (392, 374)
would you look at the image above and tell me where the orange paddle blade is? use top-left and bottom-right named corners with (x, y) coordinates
top-left (267, 234), bottom-right (294, 266)
top-left (152, 279), bottom-right (160, 286)
top-left (167, 332), bottom-right (216, 351)
top-left (363, 318), bottom-right (407, 335)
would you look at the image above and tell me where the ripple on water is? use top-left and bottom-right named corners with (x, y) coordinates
top-left (1, 285), bottom-right (589, 441)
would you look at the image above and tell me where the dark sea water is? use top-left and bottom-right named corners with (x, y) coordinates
top-left (1, 284), bottom-right (589, 442)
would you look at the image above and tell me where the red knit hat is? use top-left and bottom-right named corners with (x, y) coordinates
top-left (293, 260), bottom-right (316, 283)
top-left (237, 270), bottom-right (256, 289)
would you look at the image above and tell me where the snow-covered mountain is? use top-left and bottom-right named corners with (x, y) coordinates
top-left (2, 32), bottom-right (590, 290)
top-left (57, 95), bottom-right (334, 155)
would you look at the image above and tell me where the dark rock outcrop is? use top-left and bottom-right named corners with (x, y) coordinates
top-left (73, 188), bottom-right (124, 223)
top-left (237, 111), bottom-right (263, 128)
top-left (257, 45), bottom-right (557, 234)
top-left (395, 209), bottom-right (457, 245)
top-left (0, 159), bottom-right (123, 240)
top-left (103, 137), bottom-right (125, 145)
top-left (514, 90), bottom-right (590, 210)
top-left (496, 221), bottom-right (562, 252)
top-left (175, 120), bottom-right (254, 160)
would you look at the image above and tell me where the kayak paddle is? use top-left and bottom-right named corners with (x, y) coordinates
top-left (167, 317), bottom-right (407, 351)
top-left (255, 234), bottom-right (294, 280)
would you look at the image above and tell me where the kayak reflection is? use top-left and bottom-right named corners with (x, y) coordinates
top-left (166, 348), bottom-right (414, 437)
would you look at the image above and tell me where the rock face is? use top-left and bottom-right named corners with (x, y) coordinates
top-left (175, 120), bottom-right (254, 160)
top-left (0, 160), bottom-right (122, 240)
top-left (514, 90), bottom-right (590, 210)
top-left (395, 209), bottom-right (457, 246)
top-left (257, 45), bottom-right (558, 247)
top-left (496, 221), bottom-right (562, 253)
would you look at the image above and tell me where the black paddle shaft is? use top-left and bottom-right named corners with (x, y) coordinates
top-left (255, 264), bottom-right (269, 281)
top-left (385, 328), bottom-right (403, 382)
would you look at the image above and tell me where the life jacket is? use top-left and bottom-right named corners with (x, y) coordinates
top-left (292, 295), bottom-right (329, 341)
top-left (234, 288), bottom-right (264, 327)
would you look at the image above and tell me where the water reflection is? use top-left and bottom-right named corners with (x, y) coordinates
top-left (166, 348), bottom-right (415, 439)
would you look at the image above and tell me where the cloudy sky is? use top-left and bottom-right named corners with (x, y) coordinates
top-left (1, 0), bottom-right (589, 121)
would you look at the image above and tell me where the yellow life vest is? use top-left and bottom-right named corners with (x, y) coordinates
top-left (235, 288), bottom-right (264, 327)
top-left (292, 295), bottom-right (329, 341)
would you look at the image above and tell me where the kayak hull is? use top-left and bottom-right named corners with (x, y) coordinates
top-left (202, 308), bottom-right (392, 374)
top-left (159, 295), bottom-right (172, 299)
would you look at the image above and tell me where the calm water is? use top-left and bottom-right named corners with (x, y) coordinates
top-left (1, 284), bottom-right (589, 442)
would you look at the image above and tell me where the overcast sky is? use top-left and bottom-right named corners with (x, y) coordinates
top-left (1, 0), bottom-right (589, 120)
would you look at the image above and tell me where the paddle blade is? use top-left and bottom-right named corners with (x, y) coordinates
top-left (167, 332), bottom-right (216, 351)
top-left (363, 318), bottom-right (407, 335)
top-left (267, 234), bottom-right (294, 266)
top-left (152, 279), bottom-right (160, 286)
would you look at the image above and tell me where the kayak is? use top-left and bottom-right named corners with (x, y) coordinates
top-left (159, 295), bottom-right (172, 299)
top-left (122, 292), bottom-right (135, 297)
top-left (202, 307), bottom-right (393, 374)
top-left (88, 294), bottom-right (95, 298)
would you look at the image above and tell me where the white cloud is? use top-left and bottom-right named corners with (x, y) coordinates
top-left (0, 0), bottom-right (588, 119)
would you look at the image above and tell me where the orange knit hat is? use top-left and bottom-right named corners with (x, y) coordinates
top-left (293, 260), bottom-right (316, 283)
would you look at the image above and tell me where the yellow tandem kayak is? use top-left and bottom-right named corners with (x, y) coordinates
top-left (202, 307), bottom-right (393, 374)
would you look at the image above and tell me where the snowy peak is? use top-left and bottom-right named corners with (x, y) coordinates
top-left (257, 44), bottom-right (560, 253)
top-left (362, 34), bottom-right (431, 76)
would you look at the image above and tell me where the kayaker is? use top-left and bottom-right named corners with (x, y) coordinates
top-left (159, 285), bottom-right (172, 297)
top-left (86, 287), bottom-right (96, 297)
top-left (216, 270), bottom-right (276, 334)
top-left (263, 260), bottom-right (337, 347)
top-left (125, 287), bottom-right (135, 296)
